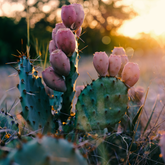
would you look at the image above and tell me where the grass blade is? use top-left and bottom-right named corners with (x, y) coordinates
top-left (132, 105), bottom-right (143, 132)
top-left (142, 96), bottom-right (158, 135)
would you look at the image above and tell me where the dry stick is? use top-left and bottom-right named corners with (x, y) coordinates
top-left (124, 87), bottom-right (149, 165)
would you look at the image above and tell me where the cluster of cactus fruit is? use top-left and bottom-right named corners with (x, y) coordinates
top-left (0, 3), bottom-right (165, 165)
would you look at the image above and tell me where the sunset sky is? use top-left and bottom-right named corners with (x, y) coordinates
top-left (0, 0), bottom-right (165, 38)
top-left (116, 0), bottom-right (165, 38)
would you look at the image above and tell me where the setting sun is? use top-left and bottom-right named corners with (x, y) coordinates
top-left (117, 0), bottom-right (165, 38)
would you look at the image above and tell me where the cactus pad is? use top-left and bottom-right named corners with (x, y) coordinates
top-left (0, 136), bottom-right (88, 165)
top-left (76, 77), bottom-right (128, 131)
top-left (17, 56), bottom-right (56, 133)
top-left (0, 111), bottom-right (19, 144)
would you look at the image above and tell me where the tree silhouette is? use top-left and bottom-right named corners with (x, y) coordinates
top-left (0, 0), bottom-right (137, 64)
top-left (0, 0), bottom-right (136, 30)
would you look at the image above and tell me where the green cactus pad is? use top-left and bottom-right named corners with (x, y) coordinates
top-left (49, 91), bottom-right (63, 112)
top-left (76, 77), bottom-right (128, 131)
top-left (0, 136), bottom-right (88, 165)
top-left (17, 56), bottom-right (56, 134)
top-left (0, 110), bottom-right (19, 144)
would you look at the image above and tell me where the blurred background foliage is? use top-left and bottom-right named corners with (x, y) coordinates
top-left (0, 0), bottom-right (160, 65)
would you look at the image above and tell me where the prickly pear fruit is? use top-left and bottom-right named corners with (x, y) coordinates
top-left (55, 28), bottom-right (76, 57)
top-left (109, 54), bottom-right (121, 76)
top-left (159, 133), bottom-right (165, 162)
top-left (71, 3), bottom-right (85, 30)
top-left (42, 66), bottom-right (67, 92)
top-left (61, 5), bottom-right (76, 28)
top-left (112, 47), bottom-right (126, 55)
top-left (122, 62), bottom-right (140, 87)
top-left (120, 55), bottom-right (129, 71)
top-left (112, 47), bottom-right (129, 77)
top-left (50, 49), bottom-right (70, 76)
top-left (49, 40), bottom-right (56, 54)
top-left (134, 86), bottom-right (144, 101)
top-left (75, 26), bottom-right (82, 38)
top-left (93, 52), bottom-right (109, 77)
top-left (52, 22), bottom-right (66, 46)
top-left (128, 86), bottom-right (144, 102)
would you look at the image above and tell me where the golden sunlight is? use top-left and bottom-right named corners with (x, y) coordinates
top-left (117, 0), bottom-right (165, 38)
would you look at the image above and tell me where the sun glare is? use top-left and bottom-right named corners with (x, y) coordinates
top-left (117, 0), bottom-right (165, 38)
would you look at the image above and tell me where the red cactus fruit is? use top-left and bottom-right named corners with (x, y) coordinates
top-left (50, 49), bottom-right (70, 76)
top-left (134, 86), bottom-right (144, 101)
top-left (121, 62), bottom-right (140, 87)
top-left (112, 47), bottom-right (126, 55)
top-left (42, 67), bottom-right (67, 92)
top-left (93, 52), bottom-right (109, 77)
top-left (128, 86), bottom-right (144, 101)
top-left (109, 55), bottom-right (121, 76)
top-left (49, 40), bottom-right (56, 54)
top-left (55, 28), bottom-right (76, 57)
top-left (61, 5), bottom-right (77, 28)
top-left (52, 23), bottom-right (66, 46)
top-left (112, 47), bottom-right (129, 77)
top-left (71, 3), bottom-right (84, 30)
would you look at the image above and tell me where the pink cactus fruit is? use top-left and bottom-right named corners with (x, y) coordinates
top-left (112, 47), bottom-right (129, 77)
top-left (108, 54), bottom-right (121, 76)
top-left (93, 52), bottom-right (109, 77)
top-left (112, 47), bottom-right (126, 55)
top-left (75, 85), bottom-right (84, 98)
top-left (52, 22), bottom-right (66, 46)
top-left (55, 28), bottom-right (76, 57)
top-left (61, 5), bottom-right (77, 28)
top-left (50, 49), bottom-right (70, 76)
top-left (71, 3), bottom-right (85, 30)
top-left (159, 133), bottom-right (165, 162)
top-left (75, 26), bottom-right (82, 38)
top-left (42, 67), bottom-right (67, 92)
top-left (121, 62), bottom-right (140, 87)
top-left (49, 40), bottom-right (56, 54)
top-left (128, 86), bottom-right (144, 101)
top-left (134, 86), bottom-right (144, 101)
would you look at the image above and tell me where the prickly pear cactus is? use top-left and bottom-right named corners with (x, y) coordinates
top-left (0, 136), bottom-right (88, 165)
top-left (59, 51), bottom-right (79, 122)
top-left (120, 86), bottom-right (144, 136)
top-left (17, 56), bottom-right (56, 134)
top-left (46, 50), bottom-right (79, 123)
top-left (76, 76), bottom-right (128, 132)
top-left (0, 110), bottom-right (19, 145)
